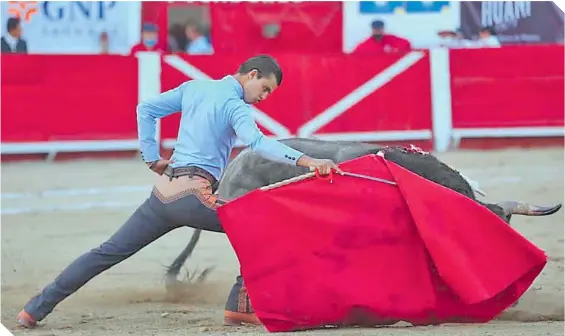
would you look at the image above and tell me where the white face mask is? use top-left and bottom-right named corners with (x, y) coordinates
top-left (440, 36), bottom-right (454, 44)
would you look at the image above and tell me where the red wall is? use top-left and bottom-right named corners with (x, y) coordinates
top-left (1, 46), bottom-right (563, 155)
top-left (450, 45), bottom-right (564, 129)
top-left (140, 2), bottom-right (343, 54)
top-left (1, 54), bottom-right (138, 142)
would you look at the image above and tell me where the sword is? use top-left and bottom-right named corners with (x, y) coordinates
top-left (341, 172), bottom-right (397, 186)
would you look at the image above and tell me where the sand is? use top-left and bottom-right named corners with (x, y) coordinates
top-left (1, 148), bottom-right (564, 336)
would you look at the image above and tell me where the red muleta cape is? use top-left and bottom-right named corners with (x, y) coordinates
top-left (217, 154), bottom-right (547, 332)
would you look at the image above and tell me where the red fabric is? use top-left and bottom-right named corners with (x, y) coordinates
top-left (217, 154), bottom-right (547, 332)
top-left (351, 35), bottom-right (412, 54)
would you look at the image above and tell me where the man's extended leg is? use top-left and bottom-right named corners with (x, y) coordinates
top-left (152, 174), bottom-right (261, 326)
top-left (224, 275), bottom-right (261, 325)
top-left (18, 193), bottom-right (180, 328)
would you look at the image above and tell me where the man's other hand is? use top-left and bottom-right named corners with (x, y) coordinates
top-left (147, 159), bottom-right (173, 175)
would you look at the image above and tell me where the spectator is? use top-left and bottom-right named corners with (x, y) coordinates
top-left (351, 20), bottom-right (411, 55)
top-left (1, 17), bottom-right (27, 54)
top-left (185, 20), bottom-right (213, 55)
top-left (99, 32), bottom-right (110, 54)
top-left (130, 23), bottom-right (164, 54)
top-left (475, 26), bottom-right (501, 48)
top-left (437, 28), bottom-right (473, 48)
top-left (167, 23), bottom-right (188, 52)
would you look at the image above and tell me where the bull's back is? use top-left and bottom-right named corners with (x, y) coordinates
top-left (217, 137), bottom-right (474, 201)
top-left (217, 138), bottom-right (381, 199)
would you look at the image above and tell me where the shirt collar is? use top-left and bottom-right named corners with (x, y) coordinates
top-left (223, 75), bottom-right (244, 99)
top-left (4, 33), bottom-right (17, 48)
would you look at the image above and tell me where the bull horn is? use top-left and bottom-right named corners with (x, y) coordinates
top-left (496, 201), bottom-right (563, 217)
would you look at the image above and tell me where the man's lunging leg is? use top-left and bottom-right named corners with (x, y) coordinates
top-left (224, 275), bottom-right (261, 326)
top-left (18, 193), bottom-right (177, 328)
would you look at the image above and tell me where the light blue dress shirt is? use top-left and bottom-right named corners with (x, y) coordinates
top-left (136, 75), bottom-right (304, 180)
top-left (186, 36), bottom-right (214, 55)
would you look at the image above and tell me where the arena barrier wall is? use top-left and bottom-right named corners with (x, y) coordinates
top-left (1, 45), bottom-right (563, 158)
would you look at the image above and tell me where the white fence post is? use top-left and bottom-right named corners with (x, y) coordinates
top-left (136, 52), bottom-right (162, 149)
top-left (429, 47), bottom-right (453, 153)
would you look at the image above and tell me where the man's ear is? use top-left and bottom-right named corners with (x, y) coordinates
top-left (248, 69), bottom-right (259, 80)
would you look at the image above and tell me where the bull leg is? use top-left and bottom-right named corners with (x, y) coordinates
top-left (165, 228), bottom-right (203, 289)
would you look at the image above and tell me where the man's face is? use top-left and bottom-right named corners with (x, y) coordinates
top-left (242, 70), bottom-right (278, 104)
top-left (372, 27), bottom-right (384, 38)
top-left (11, 24), bottom-right (22, 38)
top-left (479, 30), bottom-right (490, 39)
top-left (185, 25), bottom-right (198, 40)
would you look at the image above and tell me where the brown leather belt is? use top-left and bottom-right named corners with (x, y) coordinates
top-left (164, 166), bottom-right (218, 187)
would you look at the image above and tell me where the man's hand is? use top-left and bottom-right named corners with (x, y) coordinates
top-left (297, 155), bottom-right (343, 175)
top-left (147, 159), bottom-right (173, 175)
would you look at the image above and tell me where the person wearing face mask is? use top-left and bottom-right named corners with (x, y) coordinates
top-left (351, 19), bottom-right (411, 55)
top-left (130, 23), bottom-right (164, 54)
top-left (437, 28), bottom-right (473, 49)
top-left (99, 31), bottom-right (110, 54)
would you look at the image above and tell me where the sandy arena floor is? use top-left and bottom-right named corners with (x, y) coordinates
top-left (1, 148), bottom-right (564, 336)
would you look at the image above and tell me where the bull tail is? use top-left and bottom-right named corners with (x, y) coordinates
top-left (165, 229), bottom-right (202, 284)
top-left (496, 201), bottom-right (563, 217)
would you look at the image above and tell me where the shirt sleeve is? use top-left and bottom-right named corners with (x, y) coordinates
top-left (229, 103), bottom-right (305, 166)
top-left (136, 82), bottom-right (187, 162)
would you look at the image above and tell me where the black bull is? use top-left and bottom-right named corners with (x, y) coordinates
top-left (164, 138), bottom-right (562, 286)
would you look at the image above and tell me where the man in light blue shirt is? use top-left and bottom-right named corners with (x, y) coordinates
top-left (17, 55), bottom-right (342, 329)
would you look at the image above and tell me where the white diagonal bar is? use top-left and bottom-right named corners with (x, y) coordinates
top-left (164, 55), bottom-right (292, 137)
top-left (297, 51), bottom-right (425, 137)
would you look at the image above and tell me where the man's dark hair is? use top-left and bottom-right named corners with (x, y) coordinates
top-left (237, 55), bottom-right (283, 86)
top-left (7, 17), bottom-right (20, 33)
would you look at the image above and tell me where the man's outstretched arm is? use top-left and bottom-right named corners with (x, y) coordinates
top-left (229, 104), bottom-right (342, 175)
top-left (136, 82), bottom-right (187, 163)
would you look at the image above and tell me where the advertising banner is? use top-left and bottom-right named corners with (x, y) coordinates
top-left (1, 1), bottom-right (141, 54)
top-left (460, 1), bottom-right (564, 44)
top-left (343, 1), bottom-right (461, 52)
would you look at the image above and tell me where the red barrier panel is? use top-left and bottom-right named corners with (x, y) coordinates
top-left (141, 2), bottom-right (343, 55)
top-left (450, 45), bottom-right (564, 129)
top-left (1, 46), bottom-right (562, 157)
top-left (209, 2), bottom-right (343, 54)
top-left (160, 52), bottom-right (433, 142)
top-left (1, 54), bottom-right (139, 143)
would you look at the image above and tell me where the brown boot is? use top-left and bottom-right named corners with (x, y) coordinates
top-left (16, 310), bottom-right (37, 329)
top-left (224, 275), bottom-right (263, 326)
top-left (223, 310), bottom-right (262, 326)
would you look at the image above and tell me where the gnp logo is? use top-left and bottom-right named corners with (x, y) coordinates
top-left (7, 1), bottom-right (39, 22)
top-left (7, 1), bottom-right (117, 23)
